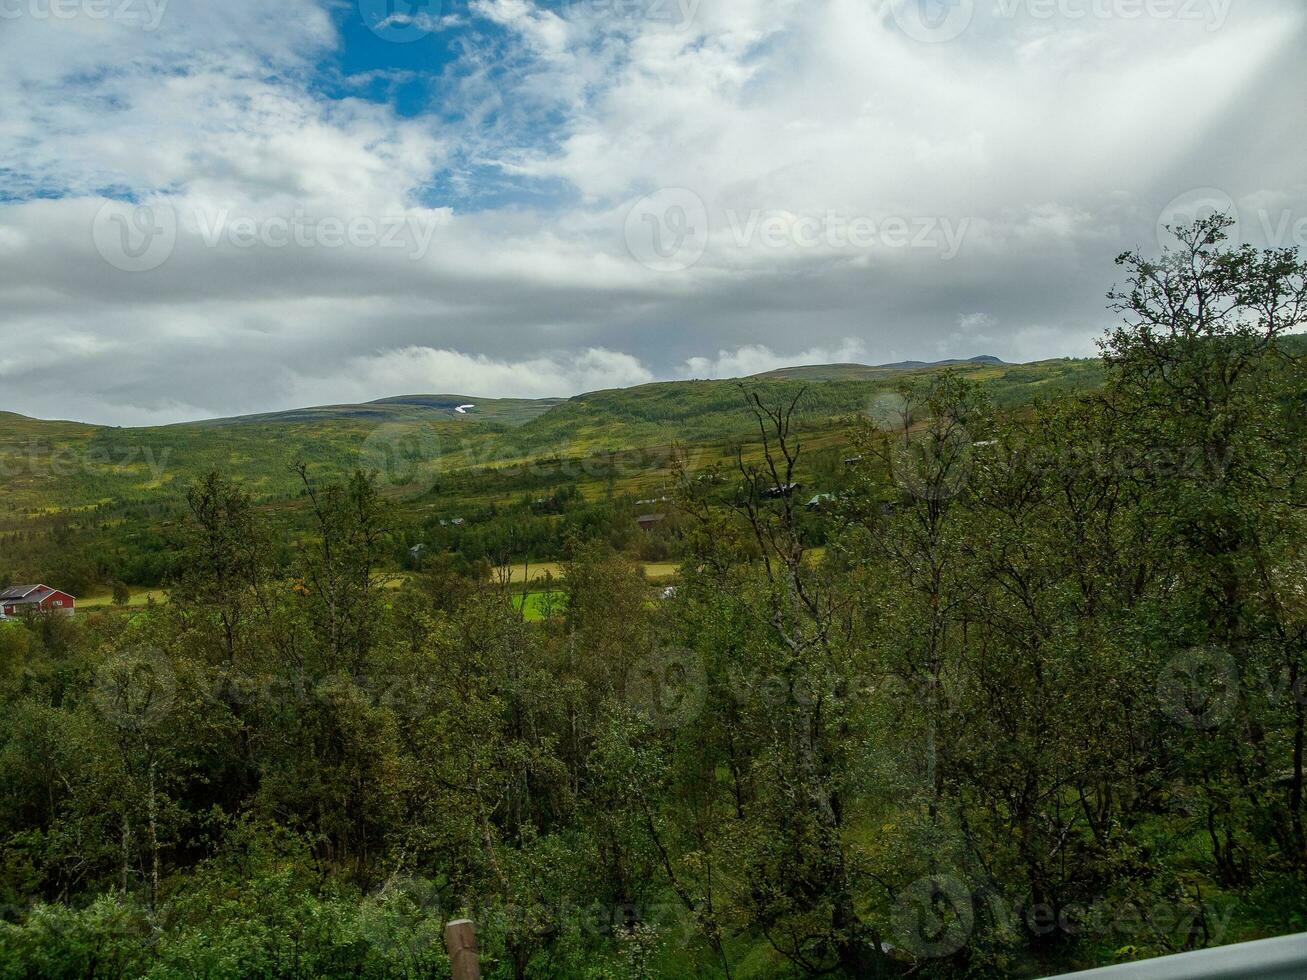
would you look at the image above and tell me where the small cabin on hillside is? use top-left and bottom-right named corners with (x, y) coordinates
top-left (806, 493), bottom-right (836, 512)
top-left (763, 483), bottom-right (802, 500)
top-left (0, 585), bottom-right (76, 618)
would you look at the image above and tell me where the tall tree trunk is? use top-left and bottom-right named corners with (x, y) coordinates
top-left (148, 756), bottom-right (160, 911)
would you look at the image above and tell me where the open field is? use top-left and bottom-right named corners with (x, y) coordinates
top-left (77, 588), bottom-right (168, 609)
top-left (512, 590), bottom-right (566, 621)
top-left (501, 561), bottom-right (680, 584)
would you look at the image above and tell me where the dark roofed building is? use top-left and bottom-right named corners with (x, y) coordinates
top-left (762, 483), bottom-right (802, 500)
top-left (0, 585), bottom-right (76, 618)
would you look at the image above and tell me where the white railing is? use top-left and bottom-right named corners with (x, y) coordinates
top-left (1042, 933), bottom-right (1307, 979)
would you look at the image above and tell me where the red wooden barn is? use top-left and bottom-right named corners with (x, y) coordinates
top-left (0, 585), bottom-right (76, 618)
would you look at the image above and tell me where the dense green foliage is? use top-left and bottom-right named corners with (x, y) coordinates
top-left (0, 220), bottom-right (1305, 977)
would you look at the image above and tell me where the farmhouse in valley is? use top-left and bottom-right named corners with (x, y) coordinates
top-left (0, 585), bottom-right (76, 618)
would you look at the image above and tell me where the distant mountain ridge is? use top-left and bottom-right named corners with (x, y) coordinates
top-left (877, 354), bottom-right (1005, 370)
top-left (750, 355), bottom-right (1006, 382)
top-left (186, 395), bottom-right (565, 429)
top-left (189, 357), bottom-right (1011, 427)
top-left (2, 355), bottom-right (1026, 430)
top-left (0, 341), bottom-right (1297, 551)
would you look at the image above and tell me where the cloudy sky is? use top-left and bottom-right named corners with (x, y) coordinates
top-left (1, 0), bottom-right (1304, 425)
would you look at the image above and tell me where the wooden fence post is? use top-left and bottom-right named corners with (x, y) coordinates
top-left (445, 918), bottom-right (481, 980)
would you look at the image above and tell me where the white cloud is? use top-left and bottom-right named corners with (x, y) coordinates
top-left (956, 313), bottom-right (997, 334)
top-left (0, 0), bottom-right (440, 212)
top-left (681, 339), bottom-right (868, 379)
top-left (281, 346), bottom-right (655, 408)
top-left (0, 0), bottom-right (1303, 424)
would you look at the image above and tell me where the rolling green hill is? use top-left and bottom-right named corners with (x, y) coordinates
top-left (752, 354), bottom-right (1007, 380)
top-left (0, 354), bottom-right (1115, 593)
top-left (2, 338), bottom-right (1300, 598)
top-left (1, 356), bottom-right (1104, 522)
top-left (192, 394), bottom-right (563, 428)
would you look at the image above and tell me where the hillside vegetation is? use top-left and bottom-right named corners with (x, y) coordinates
top-left (0, 357), bottom-right (1107, 591)
top-left (0, 219), bottom-right (1305, 978)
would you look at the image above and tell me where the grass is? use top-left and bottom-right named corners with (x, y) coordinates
top-left (79, 588), bottom-right (168, 609)
top-left (503, 561), bottom-right (680, 584)
top-left (512, 590), bottom-right (566, 621)
top-left (502, 562), bottom-right (565, 584)
top-left (641, 562), bottom-right (680, 581)
top-left (75, 571), bottom-right (673, 617)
